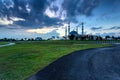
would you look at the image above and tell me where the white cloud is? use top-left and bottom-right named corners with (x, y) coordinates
top-left (44, 0), bottom-right (66, 20)
top-left (44, 7), bottom-right (57, 18)
top-left (26, 27), bottom-right (58, 34)
top-left (0, 17), bottom-right (25, 25)
top-left (0, 18), bottom-right (13, 25)
top-left (26, 4), bottom-right (31, 13)
top-left (26, 25), bottom-right (67, 37)
top-left (10, 17), bottom-right (25, 21)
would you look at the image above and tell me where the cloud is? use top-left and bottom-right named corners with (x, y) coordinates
top-left (109, 26), bottom-right (120, 30)
top-left (0, 18), bottom-right (13, 25)
top-left (105, 26), bottom-right (120, 30)
top-left (45, 30), bottom-right (60, 36)
top-left (62, 0), bottom-right (99, 17)
top-left (0, 0), bottom-right (100, 28)
top-left (0, 0), bottom-right (64, 28)
top-left (91, 26), bottom-right (120, 31)
top-left (91, 27), bottom-right (102, 30)
top-left (38, 30), bottom-right (60, 39)
top-left (0, 17), bottom-right (25, 27)
top-left (0, 23), bottom-right (22, 29)
top-left (96, 32), bottom-right (117, 37)
top-left (26, 27), bottom-right (57, 34)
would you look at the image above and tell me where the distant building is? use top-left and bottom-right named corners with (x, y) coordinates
top-left (117, 37), bottom-right (120, 40)
top-left (35, 37), bottom-right (42, 41)
top-left (106, 37), bottom-right (113, 40)
top-left (68, 31), bottom-right (79, 40)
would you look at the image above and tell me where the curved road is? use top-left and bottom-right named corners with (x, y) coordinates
top-left (28, 44), bottom-right (120, 80)
top-left (0, 43), bottom-right (15, 47)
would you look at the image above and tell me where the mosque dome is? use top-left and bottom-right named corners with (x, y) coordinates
top-left (68, 31), bottom-right (78, 37)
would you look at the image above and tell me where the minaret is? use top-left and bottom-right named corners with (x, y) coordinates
top-left (65, 26), bottom-right (67, 39)
top-left (76, 23), bottom-right (81, 34)
top-left (76, 26), bottom-right (78, 33)
top-left (81, 22), bottom-right (84, 36)
top-left (68, 22), bottom-right (70, 35)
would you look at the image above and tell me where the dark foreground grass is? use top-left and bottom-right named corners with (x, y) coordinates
top-left (0, 41), bottom-right (112, 80)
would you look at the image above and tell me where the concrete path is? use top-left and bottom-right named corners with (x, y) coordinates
top-left (0, 43), bottom-right (15, 47)
top-left (28, 44), bottom-right (120, 80)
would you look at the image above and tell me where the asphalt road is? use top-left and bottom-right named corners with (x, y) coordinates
top-left (0, 43), bottom-right (15, 47)
top-left (28, 44), bottom-right (120, 80)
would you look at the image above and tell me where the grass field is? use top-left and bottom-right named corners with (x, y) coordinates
top-left (0, 40), bottom-right (112, 80)
top-left (0, 42), bottom-right (9, 45)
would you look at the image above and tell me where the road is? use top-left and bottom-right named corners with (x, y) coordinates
top-left (0, 43), bottom-right (15, 47)
top-left (28, 44), bottom-right (120, 80)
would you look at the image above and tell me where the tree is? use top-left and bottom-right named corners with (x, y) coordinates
top-left (105, 35), bottom-right (110, 40)
top-left (20, 38), bottom-right (24, 41)
top-left (112, 36), bottom-right (115, 40)
top-left (24, 38), bottom-right (27, 41)
top-left (56, 36), bottom-right (59, 40)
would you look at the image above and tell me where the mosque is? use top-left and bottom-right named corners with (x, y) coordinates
top-left (65, 22), bottom-right (102, 40)
top-left (65, 22), bottom-right (85, 40)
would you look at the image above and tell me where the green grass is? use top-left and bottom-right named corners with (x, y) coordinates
top-left (0, 42), bottom-right (9, 45)
top-left (0, 41), bottom-right (112, 80)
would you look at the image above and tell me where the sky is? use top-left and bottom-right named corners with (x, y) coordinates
top-left (0, 0), bottom-right (120, 39)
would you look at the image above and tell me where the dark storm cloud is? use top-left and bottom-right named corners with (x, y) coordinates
top-left (91, 27), bottom-right (102, 30)
top-left (62, 0), bottom-right (99, 17)
top-left (0, 0), bottom-right (63, 28)
top-left (0, 23), bottom-right (22, 29)
top-left (0, 0), bottom-right (100, 28)
top-left (0, 0), bottom-right (28, 19)
top-left (0, 0), bottom-right (48, 19)
top-left (13, 15), bottom-right (63, 28)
